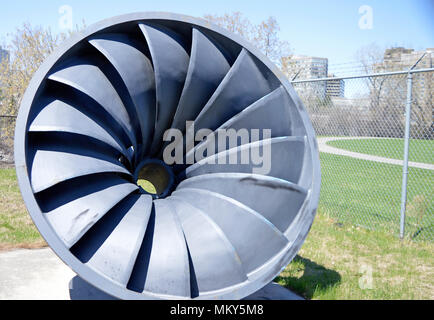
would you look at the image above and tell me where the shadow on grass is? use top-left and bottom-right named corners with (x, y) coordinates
top-left (274, 255), bottom-right (341, 299)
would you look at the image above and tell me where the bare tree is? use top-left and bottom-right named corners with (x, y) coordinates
top-left (355, 43), bottom-right (405, 137)
top-left (203, 12), bottom-right (254, 41)
top-left (204, 12), bottom-right (290, 64)
top-left (355, 42), bottom-right (385, 74)
top-left (0, 22), bottom-right (85, 116)
top-left (0, 23), bottom-right (58, 116)
top-left (253, 16), bottom-right (290, 64)
top-left (0, 22), bottom-right (85, 151)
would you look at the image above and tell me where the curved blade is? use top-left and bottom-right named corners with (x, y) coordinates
top-left (45, 181), bottom-right (138, 248)
top-left (170, 28), bottom-right (230, 132)
top-left (167, 197), bottom-right (248, 293)
top-left (48, 62), bottom-right (136, 148)
top-left (138, 200), bottom-right (190, 297)
top-left (89, 35), bottom-right (156, 157)
top-left (29, 99), bottom-right (129, 159)
top-left (86, 194), bottom-right (153, 286)
top-left (186, 86), bottom-right (296, 161)
top-left (177, 173), bottom-right (308, 234)
top-left (191, 49), bottom-right (275, 138)
top-left (139, 23), bottom-right (189, 155)
top-left (183, 136), bottom-right (306, 184)
top-left (218, 86), bottom-right (294, 135)
top-left (30, 149), bottom-right (130, 193)
top-left (171, 188), bottom-right (288, 274)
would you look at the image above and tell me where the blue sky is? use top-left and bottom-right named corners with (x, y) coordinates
top-left (1, 0), bottom-right (433, 75)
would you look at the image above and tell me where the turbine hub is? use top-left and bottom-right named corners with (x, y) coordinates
top-left (134, 159), bottom-right (175, 199)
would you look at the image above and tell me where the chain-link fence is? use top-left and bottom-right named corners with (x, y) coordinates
top-left (292, 68), bottom-right (433, 241)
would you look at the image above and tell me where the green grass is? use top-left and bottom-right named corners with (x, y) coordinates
top-left (276, 212), bottom-right (434, 299)
top-left (327, 138), bottom-right (434, 164)
top-left (275, 150), bottom-right (433, 299)
top-left (319, 153), bottom-right (434, 240)
top-left (0, 168), bottom-right (45, 250)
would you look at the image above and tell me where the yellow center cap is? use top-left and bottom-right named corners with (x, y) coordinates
top-left (136, 162), bottom-right (171, 195)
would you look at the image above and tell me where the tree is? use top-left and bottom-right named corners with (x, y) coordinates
top-left (253, 16), bottom-right (290, 63)
top-left (203, 12), bottom-right (290, 65)
top-left (355, 43), bottom-right (406, 137)
top-left (0, 23), bottom-right (57, 115)
top-left (0, 23), bottom-right (84, 151)
top-left (0, 22), bottom-right (85, 116)
top-left (355, 42), bottom-right (384, 75)
top-left (203, 12), bottom-right (254, 42)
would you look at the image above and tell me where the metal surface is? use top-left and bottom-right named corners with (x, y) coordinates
top-left (399, 72), bottom-right (413, 239)
top-left (14, 12), bottom-right (320, 300)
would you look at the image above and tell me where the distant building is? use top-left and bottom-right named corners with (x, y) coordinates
top-left (326, 74), bottom-right (345, 97)
top-left (381, 47), bottom-right (433, 70)
top-left (282, 55), bottom-right (328, 98)
top-left (287, 55), bottom-right (328, 79)
top-left (373, 47), bottom-right (433, 131)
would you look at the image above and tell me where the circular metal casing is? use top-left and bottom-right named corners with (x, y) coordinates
top-left (15, 12), bottom-right (320, 300)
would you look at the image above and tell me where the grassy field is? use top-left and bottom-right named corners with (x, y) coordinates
top-left (276, 212), bottom-right (434, 299)
top-left (274, 150), bottom-right (433, 299)
top-left (0, 168), bottom-right (45, 250)
top-left (319, 152), bottom-right (433, 240)
top-left (327, 138), bottom-right (434, 164)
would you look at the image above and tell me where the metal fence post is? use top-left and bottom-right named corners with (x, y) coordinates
top-left (399, 71), bottom-right (413, 239)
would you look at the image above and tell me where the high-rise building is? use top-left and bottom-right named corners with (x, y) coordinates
top-left (281, 55), bottom-right (328, 98)
top-left (326, 74), bottom-right (345, 97)
top-left (282, 55), bottom-right (328, 79)
top-left (373, 47), bottom-right (433, 134)
top-left (381, 47), bottom-right (433, 70)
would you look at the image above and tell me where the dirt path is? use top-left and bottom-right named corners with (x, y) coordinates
top-left (317, 137), bottom-right (434, 170)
